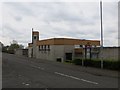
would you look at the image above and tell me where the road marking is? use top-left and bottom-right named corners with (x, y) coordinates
top-left (22, 82), bottom-right (30, 86)
top-left (31, 65), bottom-right (45, 70)
top-left (54, 72), bottom-right (98, 85)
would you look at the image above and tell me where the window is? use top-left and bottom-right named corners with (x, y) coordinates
top-left (39, 45), bottom-right (50, 52)
top-left (48, 45), bottom-right (50, 48)
top-left (48, 45), bottom-right (50, 51)
top-left (39, 45), bottom-right (41, 51)
top-left (80, 45), bottom-right (83, 48)
top-left (41, 45), bottom-right (43, 51)
top-left (39, 45), bottom-right (43, 51)
top-left (44, 45), bottom-right (46, 51)
top-left (34, 36), bottom-right (36, 39)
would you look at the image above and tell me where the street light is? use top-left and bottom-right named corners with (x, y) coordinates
top-left (100, 0), bottom-right (104, 69)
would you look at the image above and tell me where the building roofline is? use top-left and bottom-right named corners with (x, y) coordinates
top-left (36, 38), bottom-right (100, 46)
top-left (38, 38), bottom-right (100, 42)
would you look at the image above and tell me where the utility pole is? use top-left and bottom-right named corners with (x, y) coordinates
top-left (100, 1), bottom-right (103, 69)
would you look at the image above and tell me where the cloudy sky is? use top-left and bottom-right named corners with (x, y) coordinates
top-left (0, 0), bottom-right (118, 47)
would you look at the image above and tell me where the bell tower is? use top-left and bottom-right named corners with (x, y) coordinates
top-left (32, 28), bottom-right (39, 43)
top-left (32, 28), bottom-right (39, 58)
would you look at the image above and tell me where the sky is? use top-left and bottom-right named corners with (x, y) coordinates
top-left (0, 0), bottom-right (119, 47)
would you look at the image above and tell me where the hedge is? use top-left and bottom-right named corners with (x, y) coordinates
top-left (72, 59), bottom-right (119, 70)
top-left (103, 60), bottom-right (120, 70)
top-left (72, 59), bottom-right (82, 65)
top-left (84, 59), bottom-right (101, 68)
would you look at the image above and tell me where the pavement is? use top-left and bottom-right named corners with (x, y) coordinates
top-left (2, 53), bottom-right (119, 88)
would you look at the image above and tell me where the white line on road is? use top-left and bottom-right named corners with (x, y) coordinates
top-left (31, 65), bottom-right (45, 70)
top-left (30, 65), bottom-right (98, 85)
top-left (54, 72), bottom-right (98, 85)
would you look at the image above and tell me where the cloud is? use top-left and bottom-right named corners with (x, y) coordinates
top-left (1, 1), bottom-right (118, 47)
top-left (14, 16), bottom-right (22, 21)
top-left (4, 2), bottom-right (34, 16)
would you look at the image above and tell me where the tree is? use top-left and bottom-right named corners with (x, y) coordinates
top-left (2, 40), bottom-right (25, 54)
top-left (10, 40), bottom-right (18, 44)
top-left (19, 44), bottom-right (24, 49)
top-left (8, 43), bottom-right (19, 54)
top-left (2, 45), bottom-right (9, 53)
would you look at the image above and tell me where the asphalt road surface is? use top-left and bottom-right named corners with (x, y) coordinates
top-left (2, 53), bottom-right (118, 88)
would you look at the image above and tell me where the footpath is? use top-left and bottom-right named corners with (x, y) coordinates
top-left (74, 65), bottom-right (119, 78)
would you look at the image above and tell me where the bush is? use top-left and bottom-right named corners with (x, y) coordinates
top-left (84, 59), bottom-right (101, 68)
top-left (72, 59), bottom-right (82, 65)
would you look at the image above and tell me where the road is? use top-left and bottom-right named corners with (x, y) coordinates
top-left (2, 53), bottom-right (118, 88)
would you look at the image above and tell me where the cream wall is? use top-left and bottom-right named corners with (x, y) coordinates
top-left (98, 47), bottom-right (119, 61)
top-left (28, 43), bottom-right (120, 61)
top-left (35, 45), bottom-right (74, 61)
top-left (28, 47), bottom-right (32, 58)
top-left (36, 45), bottom-right (55, 61)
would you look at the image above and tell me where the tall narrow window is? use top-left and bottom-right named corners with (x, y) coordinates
top-left (44, 45), bottom-right (46, 51)
top-left (48, 45), bottom-right (50, 51)
top-left (39, 45), bottom-right (41, 51)
top-left (41, 45), bottom-right (43, 51)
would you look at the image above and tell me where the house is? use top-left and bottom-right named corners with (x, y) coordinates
top-left (28, 31), bottom-right (100, 62)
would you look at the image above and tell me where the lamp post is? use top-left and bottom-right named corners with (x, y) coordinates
top-left (100, 1), bottom-right (103, 48)
top-left (100, 1), bottom-right (103, 69)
